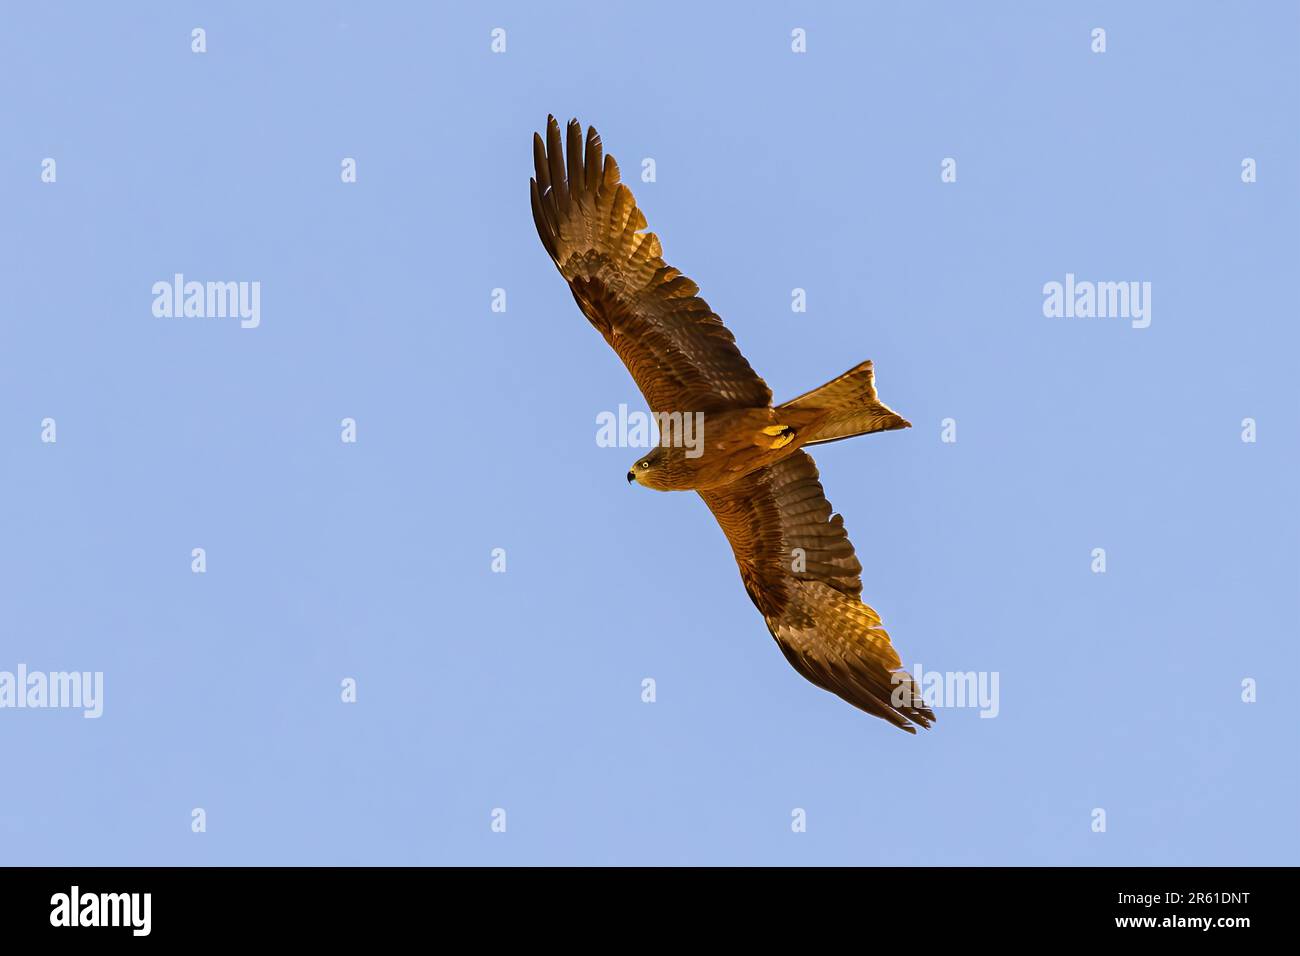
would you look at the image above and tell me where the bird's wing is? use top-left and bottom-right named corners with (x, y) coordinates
top-left (698, 451), bottom-right (934, 732)
top-left (531, 116), bottom-right (772, 414)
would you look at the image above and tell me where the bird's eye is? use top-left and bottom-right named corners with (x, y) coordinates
top-left (639, 461), bottom-right (650, 469)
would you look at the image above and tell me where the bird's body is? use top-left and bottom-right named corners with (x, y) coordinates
top-left (531, 116), bottom-right (934, 732)
top-left (628, 406), bottom-right (809, 492)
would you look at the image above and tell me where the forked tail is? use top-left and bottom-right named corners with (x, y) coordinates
top-left (778, 360), bottom-right (910, 445)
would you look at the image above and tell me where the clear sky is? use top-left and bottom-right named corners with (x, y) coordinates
top-left (1, 1), bottom-right (1296, 865)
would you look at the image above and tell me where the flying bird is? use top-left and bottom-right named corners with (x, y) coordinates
top-left (530, 116), bottom-right (934, 732)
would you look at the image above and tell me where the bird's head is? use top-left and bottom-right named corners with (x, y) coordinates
top-left (626, 445), bottom-right (682, 491)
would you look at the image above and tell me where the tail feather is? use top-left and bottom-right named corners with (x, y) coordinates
top-left (780, 360), bottom-right (910, 446)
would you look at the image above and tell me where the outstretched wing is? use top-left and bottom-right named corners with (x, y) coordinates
top-left (699, 451), bottom-right (934, 732)
top-left (531, 116), bottom-right (771, 414)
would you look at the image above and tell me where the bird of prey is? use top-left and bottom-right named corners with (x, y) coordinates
top-left (530, 116), bottom-right (934, 732)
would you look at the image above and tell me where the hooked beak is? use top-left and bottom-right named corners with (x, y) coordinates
top-left (627, 470), bottom-right (637, 485)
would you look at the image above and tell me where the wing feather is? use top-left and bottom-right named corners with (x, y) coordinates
top-left (699, 451), bottom-right (934, 732)
top-left (531, 116), bottom-right (772, 414)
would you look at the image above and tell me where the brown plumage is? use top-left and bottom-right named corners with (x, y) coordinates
top-left (531, 116), bottom-right (933, 732)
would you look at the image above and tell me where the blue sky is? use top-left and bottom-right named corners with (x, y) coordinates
top-left (0, 1), bottom-right (1296, 865)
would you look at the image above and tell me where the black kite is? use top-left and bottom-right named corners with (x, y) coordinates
top-left (530, 116), bottom-right (933, 732)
